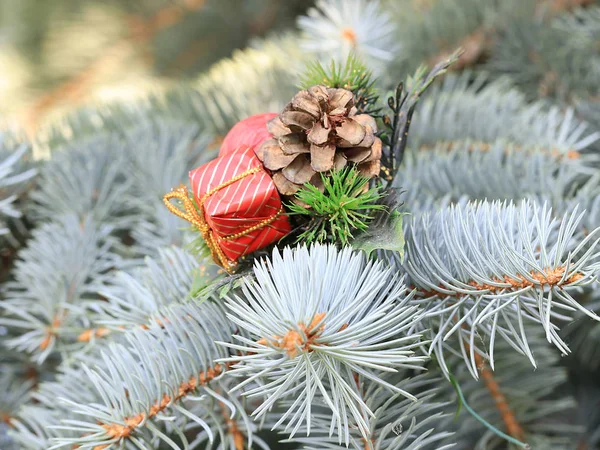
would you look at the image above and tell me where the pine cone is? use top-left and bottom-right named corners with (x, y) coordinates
top-left (256, 85), bottom-right (382, 195)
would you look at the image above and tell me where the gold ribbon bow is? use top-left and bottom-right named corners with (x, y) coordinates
top-left (163, 167), bottom-right (283, 272)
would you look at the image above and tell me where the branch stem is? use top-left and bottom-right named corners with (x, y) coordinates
top-left (473, 352), bottom-right (526, 442)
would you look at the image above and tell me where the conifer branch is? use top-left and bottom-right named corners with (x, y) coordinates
top-left (403, 200), bottom-right (600, 377)
top-left (0, 371), bottom-right (33, 431)
top-left (473, 352), bottom-right (525, 443)
top-left (181, 34), bottom-right (306, 134)
top-left (454, 318), bottom-right (527, 447)
top-left (4, 2), bottom-right (600, 448)
top-left (284, 372), bottom-right (454, 449)
top-left (48, 302), bottom-right (242, 449)
top-left (417, 139), bottom-right (582, 160)
top-left (218, 244), bottom-right (428, 445)
top-left (0, 132), bottom-right (36, 246)
top-left (487, 5), bottom-right (600, 101)
top-left (408, 72), bottom-right (600, 155)
top-left (93, 361), bottom-right (232, 446)
top-left (0, 216), bottom-right (121, 363)
top-left (428, 27), bottom-right (488, 71)
top-left (436, 328), bottom-right (581, 448)
top-left (415, 266), bottom-right (585, 300)
top-left (29, 135), bottom-right (135, 227)
top-left (397, 140), bottom-right (599, 224)
top-left (75, 327), bottom-right (111, 343)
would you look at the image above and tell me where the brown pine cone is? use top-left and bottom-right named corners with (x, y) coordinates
top-left (256, 85), bottom-right (382, 196)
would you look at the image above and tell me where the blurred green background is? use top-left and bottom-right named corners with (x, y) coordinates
top-left (0, 0), bottom-right (310, 133)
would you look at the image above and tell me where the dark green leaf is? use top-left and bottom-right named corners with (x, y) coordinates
top-left (353, 209), bottom-right (406, 259)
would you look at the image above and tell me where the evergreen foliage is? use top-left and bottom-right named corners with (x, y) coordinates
top-left (438, 329), bottom-right (581, 449)
top-left (299, 56), bottom-right (379, 115)
top-left (0, 131), bottom-right (36, 246)
top-left (220, 245), bottom-right (426, 444)
top-left (287, 169), bottom-right (385, 246)
top-left (2, 1), bottom-right (600, 449)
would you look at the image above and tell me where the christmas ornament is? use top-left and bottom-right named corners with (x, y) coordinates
top-left (219, 113), bottom-right (278, 157)
top-left (164, 146), bottom-right (291, 271)
top-left (257, 85), bottom-right (382, 196)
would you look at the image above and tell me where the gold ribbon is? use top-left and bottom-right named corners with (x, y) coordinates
top-left (163, 167), bottom-right (283, 272)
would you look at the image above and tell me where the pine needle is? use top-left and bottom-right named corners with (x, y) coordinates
top-left (299, 54), bottom-right (380, 114)
top-left (287, 168), bottom-right (385, 246)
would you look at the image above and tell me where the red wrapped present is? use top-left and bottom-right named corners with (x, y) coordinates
top-left (164, 145), bottom-right (291, 271)
top-left (219, 113), bottom-right (278, 157)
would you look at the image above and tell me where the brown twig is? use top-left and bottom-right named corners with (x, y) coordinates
top-left (429, 27), bottom-right (489, 71)
top-left (415, 266), bottom-right (583, 300)
top-left (77, 311), bottom-right (203, 343)
top-left (76, 327), bottom-right (111, 342)
top-left (218, 397), bottom-right (245, 450)
top-left (90, 361), bottom-right (233, 450)
top-left (1, 412), bottom-right (13, 427)
top-left (473, 352), bottom-right (526, 441)
top-left (459, 323), bottom-right (526, 442)
top-left (418, 139), bottom-right (581, 160)
top-left (353, 372), bottom-right (375, 450)
top-left (40, 313), bottom-right (64, 350)
top-left (538, 0), bottom-right (593, 13)
top-left (257, 312), bottom-right (327, 358)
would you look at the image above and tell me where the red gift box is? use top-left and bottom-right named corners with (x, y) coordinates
top-left (219, 113), bottom-right (278, 157)
top-left (164, 145), bottom-right (291, 270)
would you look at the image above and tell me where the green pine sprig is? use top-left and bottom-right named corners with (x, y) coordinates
top-left (299, 54), bottom-right (380, 114)
top-left (287, 167), bottom-right (386, 246)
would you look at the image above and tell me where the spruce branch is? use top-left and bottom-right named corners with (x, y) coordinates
top-left (386, 0), bottom-right (510, 80)
top-left (408, 72), bottom-right (600, 158)
top-left (48, 302), bottom-right (243, 450)
top-left (428, 27), bottom-right (488, 71)
top-left (450, 340), bottom-right (529, 448)
top-left (218, 244), bottom-right (427, 445)
top-left (435, 328), bottom-right (581, 449)
top-left (123, 122), bottom-right (215, 255)
top-left (0, 216), bottom-right (121, 363)
top-left (0, 370), bottom-right (33, 441)
top-left (178, 33), bottom-right (306, 134)
top-left (87, 246), bottom-right (214, 334)
top-left (0, 132), bottom-right (36, 245)
top-left (449, 370), bottom-right (529, 449)
top-left (178, 384), bottom-right (270, 450)
top-left (397, 141), bottom-right (593, 212)
top-left (5, 3), bottom-right (600, 449)
top-left (562, 292), bottom-right (600, 371)
top-left (487, 5), bottom-right (600, 101)
top-left (472, 352), bottom-right (526, 445)
top-left (283, 372), bottom-right (454, 450)
top-left (287, 168), bottom-right (385, 246)
top-left (8, 364), bottom-right (101, 449)
top-left (577, 100), bottom-right (600, 135)
top-left (29, 135), bottom-right (134, 229)
top-left (403, 200), bottom-right (600, 378)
